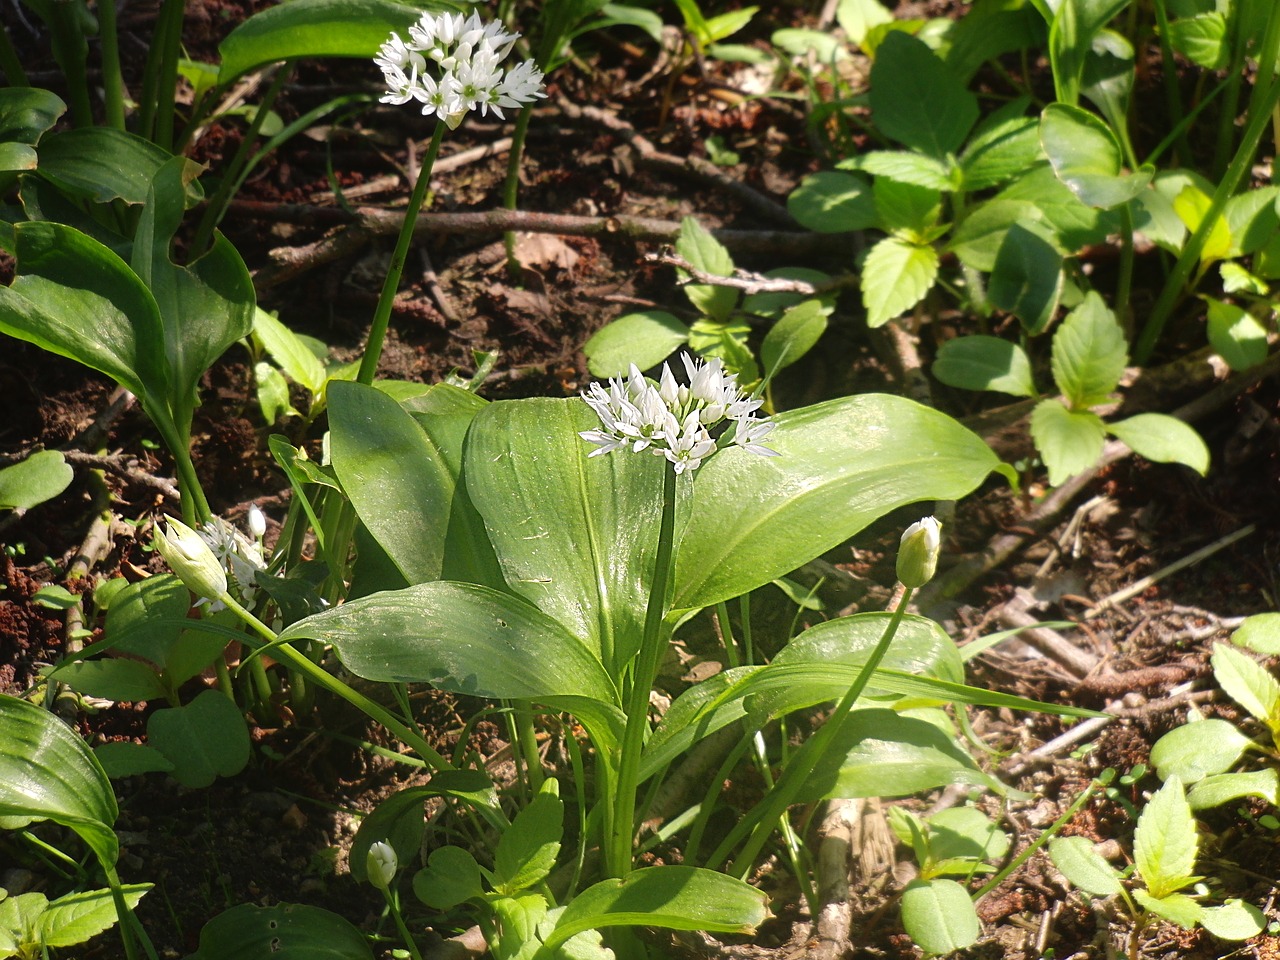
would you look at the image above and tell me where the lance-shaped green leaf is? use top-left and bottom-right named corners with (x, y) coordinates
top-left (463, 398), bottom-right (668, 671)
top-left (0, 694), bottom-right (119, 868)
top-left (39, 885), bottom-right (150, 948)
top-left (190, 903), bottom-right (373, 960)
top-left (1134, 775), bottom-right (1198, 900)
top-left (674, 394), bottom-right (1003, 610)
top-left (0, 87), bottom-right (66, 175)
top-left (36, 127), bottom-right (190, 205)
top-left (536, 866), bottom-right (769, 953)
top-left (329, 380), bottom-right (499, 587)
top-left (1047, 0), bottom-right (1131, 106)
top-left (1040, 103), bottom-right (1151, 208)
top-left (1187, 770), bottom-right (1280, 810)
top-left (1049, 836), bottom-right (1124, 896)
top-left (278, 581), bottom-right (619, 706)
top-left (1080, 29), bottom-right (1135, 150)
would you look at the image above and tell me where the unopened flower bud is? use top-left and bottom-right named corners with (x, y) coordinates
top-left (897, 516), bottom-right (941, 588)
top-left (366, 841), bottom-right (398, 890)
top-left (155, 516), bottom-right (228, 601)
top-left (247, 505), bottom-right (267, 540)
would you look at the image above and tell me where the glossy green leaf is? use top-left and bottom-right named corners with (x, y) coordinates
top-left (760, 300), bottom-right (827, 377)
top-left (537, 866), bottom-right (768, 953)
top-left (899, 879), bottom-right (981, 954)
top-left (674, 394), bottom-right (1002, 610)
top-left (1107, 414), bottom-right (1209, 475)
top-left (146, 690), bottom-right (250, 788)
top-left (463, 398), bottom-right (665, 671)
top-left (1051, 292), bottom-right (1127, 406)
top-left (787, 171), bottom-right (877, 232)
top-left (1150, 718), bottom-right (1252, 783)
top-left (1040, 103), bottom-right (1151, 208)
top-left (861, 236), bottom-right (938, 327)
top-left (1187, 770), bottom-right (1280, 810)
top-left (39, 885), bottom-right (149, 948)
top-left (1211, 642), bottom-right (1280, 727)
top-left (870, 32), bottom-right (977, 157)
top-left (0, 220), bottom-right (167, 404)
top-left (1030, 400), bottom-right (1106, 485)
top-left (36, 127), bottom-right (187, 205)
top-left (0, 88), bottom-right (65, 174)
top-left (988, 222), bottom-right (1064, 333)
top-left (1049, 836), bottom-right (1123, 896)
top-left (0, 451), bottom-right (73, 510)
top-left (1233, 612), bottom-right (1280, 655)
top-left (278, 581), bottom-right (618, 705)
top-left (1205, 298), bottom-right (1267, 371)
top-left (495, 784), bottom-right (563, 895)
top-left (933, 336), bottom-right (1037, 397)
top-left (583, 311), bottom-right (689, 378)
top-left (1199, 899), bottom-right (1266, 941)
top-left (676, 217), bottom-right (737, 323)
top-left (190, 903), bottom-right (373, 959)
top-left (1222, 186), bottom-right (1279, 257)
top-left (0, 694), bottom-right (119, 868)
top-left (217, 0), bottom-right (443, 83)
top-left (1134, 775), bottom-right (1197, 900)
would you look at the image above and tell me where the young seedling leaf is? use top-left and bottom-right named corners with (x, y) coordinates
top-left (254, 307), bottom-right (326, 395)
top-left (1173, 186), bottom-right (1231, 264)
top-left (1198, 899), bottom-right (1267, 940)
top-left (1050, 292), bottom-right (1127, 406)
top-left (933, 336), bottom-right (1037, 397)
top-left (1211, 642), bottom-right (1280, 727)
top-left (0, 450), bottom-right (73, 510)
top-left (1204, 298), bottom-right (1267, 371)
top-left (1233, 613), bottom-right (1280, 655)
top-left (870, 32), bottom-right (977, 157)
top-left (1049, 836), bottom-right (1124, 897)
top-left (788, 171), bottom-right (878, 233)
top-left (94, 741), bottom-right (174, 778)
top-left (899, 879), bottom-right (981, 954)
top-left (987, 222), bottom-right (1064, 333)
top-left (676, 217), bottom-right (737, 323)
top-left (1029, 400), bottom-right (1106, 486)
top-left (146, 690), bottom-right (251, 788)
top-left (1134, 775), bottom-right (1198, 900)
top-left (494, 783), bottom-right (564, 895)
top-left (414, 847), bottom-right (486, 910)
top-left (1149, 718), bottom-right (1252, 783)
top-left (1040, 103), bottom-right (1151, 208)
top-left (583, 310), bottom-right (689, 378)
top-left (190, 903), bottom-right (373, 959)
top-left (1106, 414), bottom-right (1209, 475)
top-left (102, 575), bottom-right (191, 665)
top-left (861, 236), bottom-right (938, 327)
top-left (1187, 770), bottom-right (1280, 810)
top-left (1132, 890), bottom-right (1204, 929)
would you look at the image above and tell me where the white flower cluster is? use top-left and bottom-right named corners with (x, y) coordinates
top-left (580, 355), bottom-right (779, 475)
top-left (197, 514), bottom-right (268, 610)
top-left (375, 10), bottom-right (546, 128)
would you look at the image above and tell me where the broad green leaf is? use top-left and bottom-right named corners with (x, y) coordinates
top-left (856, 150), bottom-right (953, 191)
top-left (1219, 262), bottom-right (1268, 295)
top-left (1030, 400), bottom-right (1106, 485)
top-left (1222, 186), bottom-right (1279, 257)
top-left (675, 217), bottom-right (737, 323)
top-left (1211, 642), bottom-right (1280, 727)
top-left (278, 581), bottom-right (618, 706)
top-left (927, 806), bottom-right (1010, 863)
top-left (1080, 29), bottom-right (1135, 144)
top-left (414, 847), bottom-right (486, 909)
top-left (94, 742), bottom-right (174, 778)
top-left (1150, 718), bottom-right (1251, 783)
top-left (462, 398), bottom-right (664, 671)
top-left (537, 867), bottom-right (768, 953)
top-left (1199, 899), bottom-right (1267, 940)
top-left (1051, 292), bottom-right (1127, 406)
top-left (872, 177), bottom-right (942, 235)
top-left (760, 299), bottom-right (827, 377)
top-left (988, 222), bottom-right (1064, 333)
top-left (1187, 770), bottom-right (1280, 810)
top-left (1040, 103), bottom-right (1151, 208)
top-left (146, 690), bottom-right (250, 788)
top-left (36, 127), bottom-right (187, 205)
top-left (1133, 890), bottom-right (1203, 929)
top-left (861, 236), bottom-right (938, 327)
top-left (899, 879), bottom-right (981, 954)
top-left (0, 87), bottom-right (66, 155)
top-left (0, 221), bottom-right (167, 405)
top-left (802, 709), bottom-right (1006, 799)
top-left (1173, 186), bottom-right (1231, 263)
top-left (1168, 11), bottom-right (1228, 69)
top-left (495, 784), bottom-right (563, 895)
top-left (329, 380), bottom-right (496, 587)
top-left (959, 113), bottom-right (1042, 192)
top-left (1049, 836), bottom-right (1123, 896)
top-left (1106, 414), bottom-right (1209, 475)
top-left (870, 32), bottom-right (977, 157)
top-left (933, 336), bottom-right (1037, 397)
top-left (1134, 775), bottom-right (1197, 900)
top-left (999, 165), bottom-right (1116, 251)
top-left (1233, 612), bottom-right (1280, 655)
top-left (674, 394), bottom-right (1003, 610)
top-left (945, 1), bottom-right (1043, 83)
top-left (190, 903), bottom-right (373, 960)
top-left (39, 886), bottom-right (149, 948)
top-left (217, 0), bottom-right (442, 84)
top-left (836, 0), bottom-right (894, 46)
top-left (788, 172), bottom-right (878, 233)
top-left (50, 660), bottom-right (166, 703)
top-left (101, 574), bottom-right (191, 665)
top-left (0, 694), bottom-right (119, 868)
top-left (1204, 298), bottom-right (1267, 371)
top-left (0, 450), bottom-right (73, 510)
top-left (253, 308), bottom-right (326, 394)
top-left (583, 311), bottom-right (689, 378)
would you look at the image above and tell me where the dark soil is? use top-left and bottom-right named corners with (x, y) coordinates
top-left (4, 1), bottom-right (1280, 959)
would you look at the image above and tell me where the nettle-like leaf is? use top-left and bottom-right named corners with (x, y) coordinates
top-left (1134, 775), bottom-right (1198, 901)
top-left (1050, 292), bottom-right (1127, 407)
top-left (675, 217), bottom-right (737, 323)
top-left (1040, 103), bottom-right (1151, 208)
top-left (861, 236), bottom-right (939, 327)
top-left (856, 151), bottom-right (955, 191)
top-left (872, 177), bottom-right (942, 236)
top-left (788, 171), bottom-right (878, 233)
top-left (987, 222), bottom-right (1063, 334)
top-left (1106, 414), bottom-right (1209, 476)
top-left (958, 112), bottom-right (1042, 192)
top-left (1049, 836), bottom-right (1123, 897)
top-left (1211, 643), bottom-right (1280, 734)
top-left (870, 32), bottom-right (977, 158)
top-left (1030, 400), bottom-right (1106, 486)
top-left (1149, 718), bottom-right (1252, 784)
top-left (1168, 11), bottom-right (1229, 70)
top-left (933, 336), bottom-right (1037, 398)
top-left (1204, 298), bottom-right (1268, 371)
top-left (1133, 889), bottom-right (1204, 929)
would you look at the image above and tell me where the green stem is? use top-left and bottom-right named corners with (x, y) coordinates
top-left (357, 122), bottom-right (447, 385)
top-left (97, 0), bottom-right (125, 130)
top-left (0, 25), bottom-right (27, 85)
top-left (1134, 0), bottom-right (1280, 364)
top-left (607, 465), bottom-right (678, 878)
top-left (716, 587), bottom-right (916, 877)
top-left (1150, 0), bottom-right (1192, 167)
top-left (149, 0), bottom-right (186, 151)
top-left (502, 103), bottom-right (534, 275)
top-left (1116, 203), bottom-right (1134, 329)
top-left (382, 890), bottom-right (424, 960)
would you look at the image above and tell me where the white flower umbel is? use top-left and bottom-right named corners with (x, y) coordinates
top-left (198, 516), bottom-right (268, 611)
top-left (580, 356), bottom-right (778, 474)
top-left (376, 9), bottom-right (545, 129)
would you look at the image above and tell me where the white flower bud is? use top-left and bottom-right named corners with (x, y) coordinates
top-left (897, 516), bottom-right (941, 589)
top-left (366, 841), bottom-right (398, 890)
top-left (155, 516), bottom-right (228, 601)
top-left (247, 505), bottom-right (267, 541)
